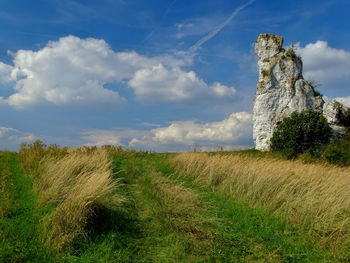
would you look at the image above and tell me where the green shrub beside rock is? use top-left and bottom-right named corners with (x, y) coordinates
top-left (270, 110), bottom-right (332, 158)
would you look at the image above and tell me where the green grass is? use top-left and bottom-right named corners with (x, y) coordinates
top-left (0, 151), bottom-right (341, 262)
top-left (109, 154), bottom-right (335, 262)
top-left (0, 152), bottom-right (54, 262)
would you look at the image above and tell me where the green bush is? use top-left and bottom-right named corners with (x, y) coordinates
top-left (270, 110), bottom-right (332, 158)
top-left (322, 140), bottom-right (350, 166)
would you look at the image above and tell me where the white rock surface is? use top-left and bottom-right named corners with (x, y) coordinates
top-left (253, 34), bottom-right (324, 151)
top-left (323, 100), bottom-right (349, 136)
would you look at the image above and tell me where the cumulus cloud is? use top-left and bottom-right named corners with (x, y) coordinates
top-left (0, 126), bottom-right (36, 150)
top-left (150, 112), bottom-right (252, 144)
top-left (296, 41), bottom-right (350, 94)
top-left (129, 64), bottom-right (236, 102)
top-left (82, 112), bottom-right (253, 151)
top-left (0, 62), bottom-right (13, 84)
top-left (0, 35), bottom-right (237, 109)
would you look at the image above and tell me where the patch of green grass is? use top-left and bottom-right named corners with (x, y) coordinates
top-left (0, 152), bottom-right (54, 262)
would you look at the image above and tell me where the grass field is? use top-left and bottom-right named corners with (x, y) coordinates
top-left (1, 146), bottom-right (349, 262)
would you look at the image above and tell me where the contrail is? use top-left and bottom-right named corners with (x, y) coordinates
top-left (189, 0), bottom-right (256, 53)
top-left (143, 0), bottom-right (177, 42)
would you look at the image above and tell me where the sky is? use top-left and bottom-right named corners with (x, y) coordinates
top-left (0, 0), bottom-right (349, 151)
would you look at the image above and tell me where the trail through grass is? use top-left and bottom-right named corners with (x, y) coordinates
top-left (111, 153), bottom-right (335, 262)
top-left (0, 150), bottom-right (341, 262)
top-left (0, 152), bottom-right (53, 262)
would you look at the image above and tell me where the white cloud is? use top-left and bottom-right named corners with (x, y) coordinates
top-left (129, 64), bottom-right (236, 102)
top-left (0, 62), bottom-right (13, 84)
top-left (82, 112), bottom-right (253, 151)
top-left (81, 128), bottom-right (147, 147)
top-left (81, 129), bottom-right (121, 146)
top-left (0, 126), bottom-right (36, 150)
top-left (150, 112), bottom-right (252, 144)
top-left (0, 35), bottom-right (236, 109)
top-left (296, 41), bottom-right (350, 94)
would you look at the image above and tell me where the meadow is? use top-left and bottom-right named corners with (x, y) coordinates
top-left (1, 142), bottom-right (349, 262)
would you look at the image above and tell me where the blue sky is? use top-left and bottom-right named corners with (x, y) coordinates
top-left (0, 0), bottom-right (349, 151)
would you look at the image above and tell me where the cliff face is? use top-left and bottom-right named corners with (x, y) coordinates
top-left (323, 100), bottom-right (350, 136)
top-left (253, 34), bottom-right (324, 150)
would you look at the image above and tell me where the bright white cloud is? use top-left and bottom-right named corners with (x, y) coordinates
top-left (82, 112), bottom-right (253, 151)
top-left (0, 35), bottom-right (236, 109)
top-left (129, 64), bottom-right (236, 102)
top-left (296, 41), bottom-right (350, 94)
top-left (150, 112), bottom-right (252, 144)
top-left (0, 126), bottom-right (36, 150)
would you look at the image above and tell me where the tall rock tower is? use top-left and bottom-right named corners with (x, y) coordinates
top-left (253, 34), bottom-right (324, 151)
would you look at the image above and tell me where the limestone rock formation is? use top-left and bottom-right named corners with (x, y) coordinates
top-left (253, 34), bottom-right (349, 150)
top-left (253, 34), bottom-right (324, 150)
top-left (323, 100), bottom-right (350, 136)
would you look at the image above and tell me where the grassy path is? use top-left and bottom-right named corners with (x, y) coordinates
top-left (0, 152), bottom-right (53, 262)
top-left (111, 153), bottom-right (334, 262)
top-left (0, 151), bottom-right (337, 262)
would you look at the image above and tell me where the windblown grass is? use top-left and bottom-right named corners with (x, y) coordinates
top-left (171, 152), bottom-right (350, 253)
top-left (19, 142), bottom-right (124, 251)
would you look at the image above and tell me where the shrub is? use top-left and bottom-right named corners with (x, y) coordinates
top-left (322, 141), bottom-right (350, 166)
top-left (270, 110), bottom-right (332, 158)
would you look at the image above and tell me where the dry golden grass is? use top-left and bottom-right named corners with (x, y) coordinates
top-left (19, 143), bottom-right (124, 250)
top-left (171, 152), bottom-right (350, 250)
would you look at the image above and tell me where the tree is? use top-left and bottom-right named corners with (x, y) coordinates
top-left (270, 110), bottom-right (332, 158)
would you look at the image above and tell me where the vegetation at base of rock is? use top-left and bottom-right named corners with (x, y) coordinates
top-left (270, 110), bottom-right (332, 158)
top-left (321, 124), bottom-right (350, 166)
top-left (322, 141), bottom-right (350, 166)
top-left (336, 102), bottom-right (350, 127)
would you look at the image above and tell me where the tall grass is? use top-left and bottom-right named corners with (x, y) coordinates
top-left (171, 153), bottom-right (350, 251)
top-left (19, 142), bottom-right (124, 251)
top-left (0, 152), bottom-right (12, 218)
